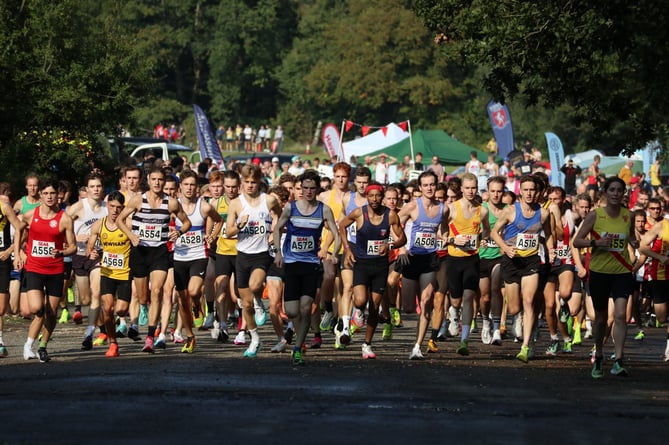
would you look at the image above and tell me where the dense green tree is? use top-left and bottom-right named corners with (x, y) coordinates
top-left (413, 0), bottom-right (669, 154)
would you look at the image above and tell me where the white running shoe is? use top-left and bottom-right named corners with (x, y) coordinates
top-left (513, 313), bottom-right (523, 341)
top-left (448, 319), bottom-right (460, 337)
top-left (210, 320), bottom-right (221, 340)
top-left (481, 320), bottom-right (493, 344)
top-left (271, 340), bottom-right (287, 353)
top-left (233, 331), bottom-right (247, 345)
top-left (23, 342), bottom-right (37, 360)
top-left (664, 345), bottom-right (669, 362)
top-left (409, 344), bottom-right (424, 360)
top-left (320, 310), bottom-right (335, 331)
top-left (491, 329), bottom-right (502, 346)
top-left (362, 343), bottom-right (376, 359)
top-left (437, 320), bottom-right (447, 340)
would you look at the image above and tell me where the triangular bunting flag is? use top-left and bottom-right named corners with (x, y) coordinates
top-left (345, 120), bottom-right (354, 132)
top-left (398, 121), bottom-right (408, 132)
top-left (381, 126), bottom-right (388, 136)
top-left (361, 126), bottom-right (371, 136)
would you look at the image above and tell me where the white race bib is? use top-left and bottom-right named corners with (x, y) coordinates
top-left (102, 252), bottom-right (125, 269)
top-left (413, 231), bottom-right (436, 249)
top-left (138, 223), bottom-right (162, 241)
top-left (290, 235), bottom-right (315, 253)
top-left (179, 230), bottom-right (203, 246)
top-left (602, 232), bottom-right (626, 252)
top-left (457, 234), bottom-right (478, 250)
top-left (366, 239), bottom-right (387, 256)
top-left (555, 241), bottom-right (571, 259)
top-left (31, 240), bottom-right (55, 258)
top-left (0, 231), bottom-right (4, 249)
top-left (515, 233), bottom-right (539, 250)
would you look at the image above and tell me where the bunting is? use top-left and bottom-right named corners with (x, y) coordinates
top-left (343, 120), bottom-right (410, 135)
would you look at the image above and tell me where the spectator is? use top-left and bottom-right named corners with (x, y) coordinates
top-left (618, 160), bottom-right (634, 186)
top-left (499, 158), bottom-right (510, 176)
top-left (273, 125), bottom-right (284, 153)
top-left (372, 153), bottom-right (397, 184)
top-left (427, 155), bottom-right (445, 182)
top-left (414, 152), bottom-right (424, 171)
top-left (561, 159), bottom-right (582, 196)
top-left (486, 137), bottom-right (498, 155)
top-left (288, 156), bottom-right (304, 176)
top-left (514, 151), bottom-right (534, 176)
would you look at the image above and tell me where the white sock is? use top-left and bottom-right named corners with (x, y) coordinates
top-left (342, 315), bottom-right (351, 331)
top-left (249, 328), bottom-right (259, 344)
top-left (26, 337), bottom-right (35, 348)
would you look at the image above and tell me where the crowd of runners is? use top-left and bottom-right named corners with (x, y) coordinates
top-left (0, 159), bottom-right (668, 379)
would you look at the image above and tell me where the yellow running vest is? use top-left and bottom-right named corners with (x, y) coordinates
top-left (447, 201), bottom-right (481, 257)
top-left (216, 196), bottom-right (237, 256)
top-left (100, 217), bottom-right (131, 281)
top-left (589, 207), bottom-right (633, 274)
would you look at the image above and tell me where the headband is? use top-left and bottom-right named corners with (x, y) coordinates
top-left (365, 184), bottom-right (384, 195)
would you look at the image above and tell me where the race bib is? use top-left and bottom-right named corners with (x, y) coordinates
top-left (138, 223), bottom-right (162, 241)
top-left (555, 241), bottom-right (571, 259)
top-left (0, 231), bottom-right (4, 248)
top-left (515, 233), bottom-right (539, 250)
top-left (457, 234), bottom-right (478, 250)
top-left (366, 239), bottom-right (386, 256)
top-left (179, 230), bottom-right (203, 246)
top-left (31, 240), bottom-right (55, 258)
top-left (291, 235), bottom-right (315, 252)
top-left (602, 232), bottom-right (626, 252)
top-left (348, 224), bottom-right (357, 238)
top-left (486, 238), bottom-right (498, 249)
top-left (242, 221), bottom-right (267, 236)
top-left (413, 231), bottom-right (436, 249)
top-left (436, 238), bottom-right (447, 251)
top-left (102, 252), bottom-right (125, 269)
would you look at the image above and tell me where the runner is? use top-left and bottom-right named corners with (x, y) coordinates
top-left (273, 170), bottom-right (340, 364)
top-left (444, 173), bottom-right (490, 355)
top-left (339, 182), bottom-right (406, 359)
top-left (490, 175), bottom-right (552, 363)
top-left (67, 172), bottom-right (107, 350)
top-left (0, 196), bottom-right (26, 358)
top-left (478, 176), bottom-right (506, 346)
top-left (116, 166), bottom-right (192, 353)
top-left (397, 171), bottom-right (447, 360)
top-left (85, 191), bottom-right (131, 357)
top-left (225, 164), bottom-right (282, 357)
top-left (573, 176), bottom-right (635, 378)
top-left (19, 180), bottom-right (77, 362)
top-left (173, 169), bottom-right (222, 353)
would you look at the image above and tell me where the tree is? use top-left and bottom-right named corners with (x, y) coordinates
top-left (413, 0), bottom-right (669, 154)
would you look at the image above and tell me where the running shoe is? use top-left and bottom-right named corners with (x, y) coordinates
top-left (0, 344), bottom-right (7, 358)
top-left (319, 310), bottom-right (335, 332)
top-left (339, 329), bottom-right (351, 347)
top-left (610, 360), bottom-right (628, 377)
top-left (218, 328), bottom-right (229, 343)
top-left (382, 323), bottom-right (393, 341)
top-left (271, 340), bottom-right (287, 353)
top-left (116, 322), bottom-right (128, 338)
top-left (210, 320), bottom-right (220, 339)
top-left (516, 345), bottom-right (529, 363)
top-left (562, 341), bottom-right (573, 353)
top-left (93, 333), bottom-right (108, 347)
top-left (591, 357), bottom-right (604, 379)
top-left (254, 307), bottom-right (267, 327)
top-left (292, 348), bottom-right (305, 365)
top-left (284, 327), bottom-right (294, 344)
top-left (558, 304), bottom-right (570, 324)
top-left (142, 336), bottom-right (155, 353)
top-left (67, 286), bottom-right (75, 303)
top-left (172, 330), bottom-right (184, 343)
top-left (23, 343), bottom-right (37, 360)
top-left (448, 318), bottom-right (459, 338)
top-left (72, 310), bottom-right (83, 325)
top-left (437, 320), bottom-right (447, 341)
top-left (58, 308), bottom-right (69, 324)
top-left (105, 342), bottom-right (119, 357)
top-left (584, 327), bottom-right (593, 339)
top-left (309, 335), bottom-right (322, 349)
top-left (128, 326), bottom-right (141, 342)
top-left (513, 314), bottom-right (523, 342)
top-left (233, 331), bottom-right (246, 345)
top-left (155, 334), bottom-right (167, 349)
top-left (572, 325), bottom-right (582, 345)
top-left (243, 341), bottom-right (262, 358)
top-left (470, 319), bottom-right (477, 333)
top-left (181, 337), bottom-right (196, 353)
top-left (427, 339), bottom-right (439, 353)
top-left (139, 305), bottom-right (148, 326)
top-left (390, 307), bottom-right (402, 327)
top-left (202, 312), bottom-right (215, 330)
top-left (350, 320), bottom-right (360, 336)
top-left (37, 347), bottom-right (50, 363)
top-left (634, 330), bottom-right (645, 341)
top-left (351, 309), bottom-right (365, 334)
top-left (456, 340), bottom-right (469, 356)
top-left (664, 345), bottom-right (669, 362)
top-left (193, 314), bottom-right (204, 329)
top-left (491, 329), bottom-right (502, 346)
top-left (361, 343), bottom-right (376, 359)
top-left (81, 335), bottom-right (93, 351)
top-left (545, 339), bottom-right (559, 356)
top-left (590, 345), bottom-right (597, 364)
top-left (481, 320), bottom-right (492, 345)
top-left (409, 344), bottom-right (423, 360)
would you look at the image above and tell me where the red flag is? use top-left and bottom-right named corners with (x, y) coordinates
top-left (362, 126), bottom-right (371, 136)
top-left (345, 120), bottom-right (354, 132)
top-left (398, 121), bottom-right (408, 132)
top-left (381, 126), bottom-right (388, 136)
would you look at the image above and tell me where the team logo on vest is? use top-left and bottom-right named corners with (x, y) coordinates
top-left (49, 220), bottom-right (58, 228)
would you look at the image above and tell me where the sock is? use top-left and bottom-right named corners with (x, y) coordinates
top-left (75, 305), bottom-right (82, 312)
top-left (492, 316), bottom-right (501, 331)
top-left (551, 333), bottom-right (559, 341)
top-left (39, 340), bottom-right (47, 349)
top-left (100, 324), bottom-right (107, 334)
top-left (148, 325), bottom-right (156, 338)
top-left (26, 337), bottom-right (35, 348)
top-left (461, 324), bottom-right (471, 341)
top-left (0, 330), bottom-right (3, 345)
top-left (85, 325), bottom-right (95, 337)
top-left (249, 328), bottom-right (259, 344)
top-left (431, 329), bottom-right (438, 341)
top-left (131, 323), bottom-right (138, 331)
top-left (206, 301), bottom-right (214, 314)
top-left (324, 301), bottom-right (333, 313)
top-left (342, 315), bottom-right (351, 330)
top-left (287, 321), bottom-right (294, 330)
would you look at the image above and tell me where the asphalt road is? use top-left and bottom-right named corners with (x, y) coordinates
top-left (1, 313), bottom-right (668, 444)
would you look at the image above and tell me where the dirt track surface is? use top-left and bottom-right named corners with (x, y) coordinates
top-left (2, 314), bottom-right (668, 443)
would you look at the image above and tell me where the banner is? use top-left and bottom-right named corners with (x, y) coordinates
top-left (322, 123), bottom-right (341, 161)
top-left (193, 105), bottom-right (222, 164)
top-left (545, 132), bottom-right (565, 187)
top-left (487, 101), bottom-right (514, 158)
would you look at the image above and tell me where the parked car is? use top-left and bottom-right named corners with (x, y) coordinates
top-left (223, 153), bottom-right (294, 168)
top-left (128, 142), bottom-right (194, 165)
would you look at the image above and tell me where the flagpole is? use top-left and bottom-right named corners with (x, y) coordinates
top-left (339, 120), bottom-right (346, 162)
top-left (408, 120), bottom-right (415, 166)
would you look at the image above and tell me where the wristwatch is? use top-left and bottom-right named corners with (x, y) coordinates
top-left (590, 239), bottom-right (596, 247)
top-left (448, 237), bottom-right (455, 245)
